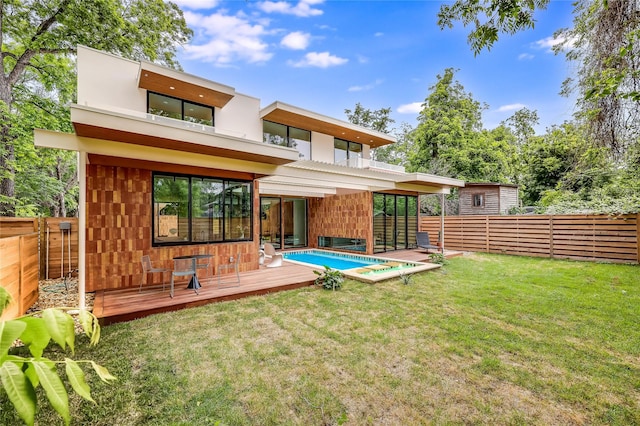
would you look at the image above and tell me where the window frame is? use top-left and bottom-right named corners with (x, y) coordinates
top-left (152, 172), bottom-right (253, 247)
top-left (334, 138), bottom-right (363, 163)
top-left (147, 91), bottom-right (215, 127)
top-left (262, 120), bottom-right (311, 160)
top-left (473, 193), bottom-right (485, 208)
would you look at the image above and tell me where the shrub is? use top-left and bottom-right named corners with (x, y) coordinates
top-left (429, 252), bottom-right (447, 265)
top-left (313, 266), bottom-right (344, 290)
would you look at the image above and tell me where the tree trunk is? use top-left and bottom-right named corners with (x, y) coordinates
top-left (0, 115), bottom-right (15, 217)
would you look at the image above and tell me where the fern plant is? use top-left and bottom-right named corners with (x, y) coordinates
top-left (0, 287), bottom-right (116, 426)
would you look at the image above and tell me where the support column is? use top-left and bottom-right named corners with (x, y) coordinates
top-left (440, 193), bottom-right (445, 254)
top-left (78, 151), bottom-right (87, 309)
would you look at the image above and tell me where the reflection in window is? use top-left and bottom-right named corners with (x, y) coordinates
top-left (263, 121), bottom-right (311, 160)
top-left (334, 138), bottom-right (362, 164)
top-left (153, 173), bottom-right (252, 246)
top-left (147, 92), bottom-right (213, 126)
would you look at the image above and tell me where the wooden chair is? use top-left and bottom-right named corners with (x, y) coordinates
top-left (140, 255), bottom-right (170, 292)
top-left (217, 253), bottom-right (241, 286)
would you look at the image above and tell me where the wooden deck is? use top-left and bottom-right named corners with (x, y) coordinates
top-left (93, 249), bottom-right (460, 325)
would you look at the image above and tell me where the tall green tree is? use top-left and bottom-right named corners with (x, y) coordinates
top-left (1, 0), bottom-right (192, 216)
top-left (409, 68), bottom-right (486, 175)
top-left (557, 0), bottom-right (640, 159)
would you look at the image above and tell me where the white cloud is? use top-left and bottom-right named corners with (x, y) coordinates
top-left (288, 51), bottom-right (347, 68)
top-left (357, 54), bottom-right (369, 64)
top-left (496, 103), bottom-right (527, 112)
top-left (534, 34), bottom-right (577, 52)
top-left (518, 53), bottom-right (534, 60)
top-left (281, 31), bottom-right (311, 50)
top-left (258, 0), bottom-right (324, 17)
top-left (397, 102), bottom-right (423, 114)
top-left (171, 0), bottom-right (220, 9)
top-left (183, 11), bottom-right (273, 65)
top-left (374, 32), bottom-right (384, 37)
top-left (348, 79), bottom-right (383, 92)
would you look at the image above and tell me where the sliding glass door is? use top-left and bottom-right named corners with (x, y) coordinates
top-left (260, 197), bottom-right (307, 249)
top-left (373, 193), bottom-right (418, 253)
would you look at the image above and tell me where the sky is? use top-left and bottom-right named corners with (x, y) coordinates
top-left (173, 0), bottom-right (577, 135)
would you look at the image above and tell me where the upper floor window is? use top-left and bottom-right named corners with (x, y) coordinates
top-left (263, 121), bottom-right (311, 160)
top-left (334, 138), bottom-right (362, 164)
top-left (152, 172), bottom-right (252, 246)
top-left (148, 92), bottom-right (214, 127)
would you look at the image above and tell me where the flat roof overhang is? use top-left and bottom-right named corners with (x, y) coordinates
top-left (138, 62), bottom-right (235, 109)
top-left (258, 161), bottom-right (465, 197)
top-left (34, 129), bottom-right (284, 177)
top-left (260, 101), bottom-right (396, 149)
top-left (70, 105), bottom-right (299, 166)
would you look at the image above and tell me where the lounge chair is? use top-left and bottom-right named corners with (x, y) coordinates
top-left (416, 231), bottom-right (440, 253)
top-left (262, 243), bottom-right (283, 268)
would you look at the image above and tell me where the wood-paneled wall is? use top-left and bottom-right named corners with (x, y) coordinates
top-left (420, 214), bottom-right (639, 264)
top-left (308, 192), bottom-right (373, 253)
top-left (86, 164), bottom-right (260, 292)
top-left (0, 233), bottom-right (39, 319)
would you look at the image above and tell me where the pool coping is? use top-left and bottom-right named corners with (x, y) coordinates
top-left (282, 249), bottom-right (441, 283)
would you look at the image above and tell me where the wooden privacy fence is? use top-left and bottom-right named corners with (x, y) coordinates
top-left (420, 214), bottom-right (639, 264)
top-left (0, 217), bottom-right (79, 280)
top-left (0, 233), bottom-right (39, 319)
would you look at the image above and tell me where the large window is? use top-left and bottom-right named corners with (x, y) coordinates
top-left (263, 121), bottom-right (311, 160)
top-left (153, 173), bottom-right (252, 246)
top-left (260, 196), bottom-right (307, 249)
top-left (148, 92), bottom-right (214, 126)
top-left (334, 138), bottom-right (362, 164)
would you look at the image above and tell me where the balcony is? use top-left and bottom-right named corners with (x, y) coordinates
top-left (335, 157), bottom-right (405, 173)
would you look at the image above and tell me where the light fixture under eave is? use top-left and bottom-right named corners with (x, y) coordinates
top-left (199, 94), bottom-right (204, 98)
top-left (169, 86), bottom-right (175, 90)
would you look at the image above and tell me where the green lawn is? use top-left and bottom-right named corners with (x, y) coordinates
top-left (3, 253), bottom-right (639, 425)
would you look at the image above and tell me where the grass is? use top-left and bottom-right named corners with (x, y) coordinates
top-left (2, 253), bottom-right (639, 425)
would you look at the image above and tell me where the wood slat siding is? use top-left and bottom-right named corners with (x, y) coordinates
top-left (420, 214), bottom-right (639, 264)
top-left (0, 233), bottom-right (39, 319)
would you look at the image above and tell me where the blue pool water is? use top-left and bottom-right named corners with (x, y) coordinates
top-left (283, 250), bottom-right (379, 270)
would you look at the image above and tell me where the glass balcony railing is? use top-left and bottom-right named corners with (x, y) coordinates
top-left (335, 157), bottom-right (405, 173)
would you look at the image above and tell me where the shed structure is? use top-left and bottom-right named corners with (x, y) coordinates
top-left (459, 183), bottom-right (518, 215)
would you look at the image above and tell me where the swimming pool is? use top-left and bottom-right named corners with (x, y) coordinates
top-left (282, 249), bottom-right (441, 283)
top-left (282, 250), bottom-right (379, 271)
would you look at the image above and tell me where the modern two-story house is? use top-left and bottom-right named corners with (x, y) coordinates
top-left (35, 46), bottom-right (464, 306)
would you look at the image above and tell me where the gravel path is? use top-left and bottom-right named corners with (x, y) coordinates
top-left (28, 277), bottom-right (94, 313)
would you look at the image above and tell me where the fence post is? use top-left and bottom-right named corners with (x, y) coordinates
top-left (636, 213), bottom-right (639, 264)
top-left (549, 216), bottom-right (554, 259)
top-left (485, 215), bottom-right (489, 252)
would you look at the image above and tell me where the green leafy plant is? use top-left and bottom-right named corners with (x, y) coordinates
top-left (399, 272), bottom-right (413, 285)
top-left (313, 266), bottom-right (344, 291)
top-left (0, 287), bottom-right (116, 426)
top-left (428, 252), bottom-right (447, 265)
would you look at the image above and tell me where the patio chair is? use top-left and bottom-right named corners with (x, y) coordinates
top-left (416, 231), bottom-right (440, 253)
top-left (218, 253), bottom-right (241, 286)
top-left (140, 255), bottom-right (170, 293)
top-left (170, 257), bottom-right (198, 298)
top-left (195, 255), bottom-right (211, 282)
top-left (263, 243), bottom-right (283, 268)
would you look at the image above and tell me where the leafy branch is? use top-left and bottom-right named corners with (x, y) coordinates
top-left (0, 287), bottom-right (116, 426)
